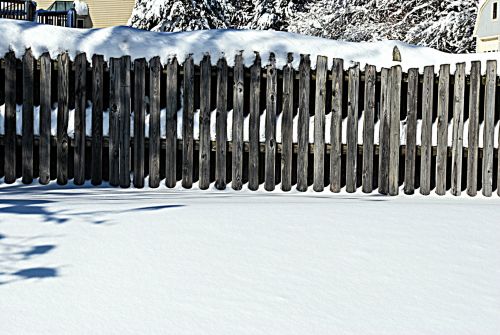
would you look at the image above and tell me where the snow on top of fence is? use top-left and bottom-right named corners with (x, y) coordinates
top-left (1, 19), bottom-right (499, 73)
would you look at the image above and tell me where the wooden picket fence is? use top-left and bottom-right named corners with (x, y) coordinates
top-left (0, 50), bottom-right (499, 197)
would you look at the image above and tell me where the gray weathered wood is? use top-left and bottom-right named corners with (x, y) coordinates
top-left (483, 60), bottom-right (496, 197)
top-left (362, 64), bottom-right (376, 193)
top-left (119, 56), bottom-right (131, 188)
top-left (149, 57), bottom-right (161, 188)
top-left (330, 59), bottom-right (343, 193)
top-left (404, 68), bottom-right (418, 195)
top-left (450, 63), bottom-right (465, 196)
top-left (109, 58), bottom-right (120, 187)
top-left (297, 55), bottom-right (310, 192)
top-left (435, 64), bottom-right (450, 196)
top-left (166, 58), bottom-right (178, 188)
top-left (215, 58), bottom-right (228, 190)
top-left (199, 55), bottom-right (211, 190)
top-left (420, 66), bottom-right (434, 195)
top-left (313, 55), bottom-right (327, 192)
top-left (91, 55), bottom-right (104, 186)
top-left (39, 53), bottom-right (51, 185)
top-left (346, 65), bottom-right (359, 193)
top-left (4, 51), bottom-right (16, 184)
top-left (467, 62), bottom-right (481, 197)
top-left (57, 53), bottom-right (70, 185)
top-left (232, 54), bottom-right (244, 190)
top-left (74, 53), bottom-right (87, 186)
top-left (265, 54), bottom-right (277, 191)
top-left (22, 49), bottom-right (34, 184)
top-left (281, 54), bottom-right (294, 192)
top-left (388, 65), bottom-right (402, 196)
top-left (182, 56), bottom-right (194, 189)
top-left (248, 54), bottom-right (261, 191)
top-left (133, 58), bottom-right (146, 188)
top-left (378, 68), bottom-right (391, 195)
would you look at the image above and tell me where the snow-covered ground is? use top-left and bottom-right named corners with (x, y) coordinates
top-left (1, 180), bottom-right (499, 334)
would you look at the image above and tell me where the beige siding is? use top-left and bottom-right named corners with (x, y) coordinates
top-left (35, 0), bottom-right (135, 28)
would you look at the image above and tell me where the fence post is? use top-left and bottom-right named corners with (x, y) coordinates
top-left (467, 62), bottom-right (481, 197)
top-left (420, 66), bottom-right (434, 195)
top-left (436, 64), bottom-right (450, 196)
top-left (22, 48), bottom-right (34, 184)
top-left (389, 65), bottom-right (401, 196)
top-left (451, 63), bottom-right (466, 196)
top-left (313, 55), bottom-right (327, 192)
top-left (133, 58), bottom-right (146, 188)
top-left (39, 53), bottom-right (52, 185)
top-left (330, 59), bottom-right (343, 193)
top-left (4, 51), bottom-right (16, 184)
top-left (264, 53), bottom-right (277, 192)
top-left (248, 54), bottom-right (261, 191)
top-left (74, 53), bottom-right (87, 186)
top-left (199, 55), bottom-right (212, 190)
top-left (182, 55), bottom-right (194, 189)
top-left (91, 54), bottom-right (104, 186)
top-left (297, 54), bottom-right (310, 192)
top-left (362, 64), bottom-right (376, 193)
top-left (215, 57), bottom-right (228, 190)
top-left (149, 56), bottom-right (161, 188)
top-left (232, 53), bottom-right (244, 190)
top-left (281, 54), bottom-right (294, 192)
top-left (166, 58), bottom-right (178, 188)
top-left (483, 60), bottom-right (496, 197)
top-left (57, 52), bottom-right (70, 185)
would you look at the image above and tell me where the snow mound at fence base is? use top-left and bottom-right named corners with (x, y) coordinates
top-left (1, 19), bottom-right (499, 73)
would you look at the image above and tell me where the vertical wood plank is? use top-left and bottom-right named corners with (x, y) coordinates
top-left (313, 55), bottom-right (327, 192)
top-left (39, 53), bottom-right (51, 185)
top-left (22, 49), bottom-right (34, 184)
top-left (378, 68), bottom-right (391, 195)
top-left (404, 68), bottom-right (418, 195)
top-left (467, 62), bottom-right (481, 197)
top-left (133, 58), bottom-right (146, 188)
top-left (4, 51), bottom-right (16, 184)
top-left (182, 56), bottom-right (194, 189)
top-left (483, 60), bottom-right (496, 197)
top-left (362, 64), bottom-right (376, 193)
top-left (297, 54), bottom-right (310, 192)
top-left (420, 66), bottom-right (434, 195)
top-left (119, 56), bottom-right (131, 188)
top-left (451, 63), bottom-right (466, 196)
top-left (199, 55), bottom-right (211, 190)
top-left (74, 53), bottom-right (87, 186)
top-left (109, 58), bottom-right (120, 187)
top-left (281, 54), bottom-right (294, 192)
top-left (57, 52), bottom-right (70, 185)
top-left (435, 64), bottom-right (450, 196)
top-left (149, 56), bottom-right (161, 188)
top-left (91, 54), bottom-right (104, 186)
top-left (389, 65), bottom-right (402, 196)
top-left (232, 53), bottom-right (244, 190)
top-left (346, 64), bottom-right (359, 193)
top-left (215, 58), bottom-right (228, 190)
top-left (330, 59), bottom-right (343, 193)
top-left (166, 58), bottom-right (178, 188)
top-left (248, 54), bottom-right (261, 191)
top-left (265, 53), bottom-right (277, 192)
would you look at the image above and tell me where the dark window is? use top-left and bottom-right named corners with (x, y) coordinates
top-left (494, 2), bottom-right (498, 20)
top-left (77, 19), bottom-right (84, 28)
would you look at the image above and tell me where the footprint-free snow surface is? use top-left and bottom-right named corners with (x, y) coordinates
top-left (0, 181), bottom-right (499, 334)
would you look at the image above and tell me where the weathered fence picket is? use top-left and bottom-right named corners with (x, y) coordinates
top-left (232, 54), bottom-right (244, 190)
top-left (265, 54), bottom-right (277, 192)
top-left (346, 65), bottom-right (359, 193)
top-left (109, 58), bottom-right (120, 187)
top-left (420, 66), bottom-right (434, 196)
top-left (119, 56), bottom-right (131, 188)
top-left (281, 54), bottom-right (294, 192)
top-left (330, 58), bottom-right (343, 193)
top-left (404, 68), bottom-right (418, 195)
top-left (182, 56), bottom-right (194, 189)
top-left (389, 65), bottom-right (402, 196)
top-left (313, 56), bottom-right (327, 192)
top-left (297, 55), bottom-right (310, 192)
top-left (39, 53), bottom-right (51, 185)
top-left (166, 58), bottom-right (178, 188)
top-left (91, 54), bottom-right (104, 186)
top-left (378, 68), bottom-right (390, 195)
top-left (248, 55), bottom-right (261, 191)
top-left (149, 57), bottom-right (161, 188)
top-left (57, 52), bottom-right (70, 185)
top-left (199, 55), bottom-right (211, 190)
top-left (451, 63), bottom-right (465, 196)
top-left (483, 60), bottom-right (496, 197)
top-left (215, 58), bottom-right (228, 190)
top-left (133, 58), bottom-right (146, 188)
top-left (4, 51), bottom-right (16, 184)
top-left (22, 49), bottom-right (34, 184)
top-left (74, 53), bottom-right (86, 186)
top-left (467, 61), bottom-right (481, 197)
top-left (362, 64), bottom-right (376, 193)
top-left (436, 64), bottom-right (450, 196)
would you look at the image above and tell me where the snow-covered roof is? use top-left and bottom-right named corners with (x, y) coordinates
top-left (73, 0), bottom-right (89, 16)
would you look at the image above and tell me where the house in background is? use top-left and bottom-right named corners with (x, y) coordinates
top-left (36, 0), bottom-right (135, 28)
top-left (475, 0), bottom-right (500, 52)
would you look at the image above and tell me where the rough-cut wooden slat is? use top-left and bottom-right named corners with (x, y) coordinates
top-left (119, 56), bottom-right (131, 188)
top-left (199, 55), bottom-right (211, 190)
top-left (39, 53), bottom-right (51, 185)
top-left (388, 65), bottom-right (402, 196)
top-left (265, 54), bottom-right (277, 191)
top-left (346, 65), bottom-right (359, 193)
top-left (91, 55), bottom-right (104, 186)
top-left (281, 54), bottom-right (294, 192)
top-left (450, 63), bottom-right (465, 196)
top-left (404, 68), bottom-right (418, 195)
top-left (182, 56), bottom-right (194, 189)
top-left (4, 51), bottom-right (16, 184)
top-left (313, 55), bottom-right (327, 192)
top-left (57, 53), bottom-right (70, 185)
top-left (109, 58), bottom-right (120, 187)
top-left (330, 59), bottom-right (343, 193)
top-left (297, 55), bottom-right (310, 192)
top-left (467, 62), bottom-right (481, 197)
top-left (248, 54), bottom-right (261, 191)
top-left (74, 53), bottom-right (87, 186)
top-left (166, 58), bottom-right (178, 188)
top-left (420, 66), bottom-right (434, 195)
top-left (133, 58), bottom-right (146, 188)
top-left (435, 64), bottom-right (450, 196)
top-left (483, 60), bottom-right (496, 197)
top-left (215, 58), bottom-right (228, 190)
top-left (149, 57), bottom-right (161, 188)
top-left (362, 64), bottom-right (376, 193)
top-left (22, 49), bottom-right (34, 184)
top-left (378, 68), bottom-right (390, 195)
top-left (232, 54), bottom-right (244, 190)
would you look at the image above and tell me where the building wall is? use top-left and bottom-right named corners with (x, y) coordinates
top-left (35, 0), bottom-right (136, 28)
top-left (476, 0), bottom-right (500, 37)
